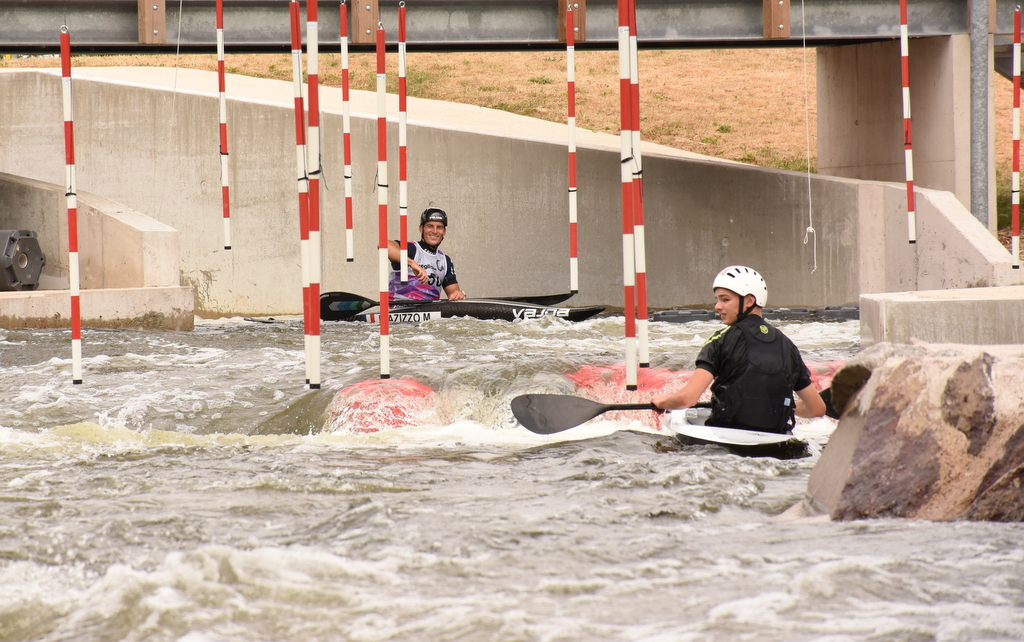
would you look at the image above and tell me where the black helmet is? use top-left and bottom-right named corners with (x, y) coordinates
top-left (420, 207), bottom-right (448, 227)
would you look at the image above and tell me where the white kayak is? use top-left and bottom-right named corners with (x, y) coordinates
top-left (663, 407), bottom-right (810, 459)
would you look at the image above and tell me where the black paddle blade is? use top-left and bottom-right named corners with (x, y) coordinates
top-left (320, 292), bottom-right (376, 321)
top-left (511, 395), bottom-right (658, 434)
top-left (820, 387), bottom-right (841, 420)
top-left (512, 394), bottom-right (610, 434)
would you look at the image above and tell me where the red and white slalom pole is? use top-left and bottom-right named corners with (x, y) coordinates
top-left (1012, 6), bottom-right (1021, 269)
top-left (628, 0), bottom-right (648, 368)
top-left (216, 0), bottom-right (232, 250)
top-left (398, 2), bottom-right (409, 283)
top-left (60, 26), bottom-right (83, 385)
top-left (306, 0), bottom-right (322, 389)
top-left (617, 0), bottom-right (637, 391)
top-left (341, 0), bottom-right (354, 262)
top-left (900, 0), bottom-right (916, 244)
top-left (566, 3), bottom-right (579, 294)
top-left (289, 0), bottom-right (312, 384)
top-left (376, 22), bottom-right (391, 379)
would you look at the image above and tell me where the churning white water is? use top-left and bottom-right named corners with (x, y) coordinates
top-left (1, 316), bottom-right (1021, 641)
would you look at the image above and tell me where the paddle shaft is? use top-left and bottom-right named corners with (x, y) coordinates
top-left (600, 403), bottom-right (659, 412)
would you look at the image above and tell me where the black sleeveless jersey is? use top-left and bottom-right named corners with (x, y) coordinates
top-left (695, 315), bottom-right (813, 433)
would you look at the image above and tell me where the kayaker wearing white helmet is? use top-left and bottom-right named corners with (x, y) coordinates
top-left (387, 207), bottom-right (466, 302)
top-left (652, 266), bottom-right (826, 433)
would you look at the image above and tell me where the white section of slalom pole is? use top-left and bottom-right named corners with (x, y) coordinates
top-left (341, 0), bottom-right (355, 263)
top-left (900, 0), bottom-right (917, 244)
top-left (566, 3), bottom-right (579, 294)
top-left (307, 0), bottom-right (322, 389)
top-left (618, 0), bottom-right (637, 391)
top-left (60, 26), bottom-right (83, 385)
top-left (289, 0), bottom-right (311, 385)
top-left (377, 22), bottom-right (391, 379)
top-left (398, 2), bottom-right (409, 283)
top-left (627, 0), bottom-right (648, 369)
top-left (216, 0), bottom-right (232, 250)
top-left (1013, 6), bottom-right (1021, 269)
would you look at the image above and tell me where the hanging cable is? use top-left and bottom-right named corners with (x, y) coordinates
top-left (157, 0), bottom-right (185, 248)
top-left (799, 0), bottom-right (817, 273)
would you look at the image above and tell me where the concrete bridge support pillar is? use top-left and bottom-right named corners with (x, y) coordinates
top-left (817, 35), bottom-right (994, 231)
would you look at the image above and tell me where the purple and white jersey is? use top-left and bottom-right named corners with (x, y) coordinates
top-left (389, 241), bottom-right (458, 301)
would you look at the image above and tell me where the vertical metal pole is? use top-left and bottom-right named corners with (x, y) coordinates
top-left (617, 0), bottom-right (637, 391)
top-left (900, 0), bottom-right (917, 244)
top-left (398, 2), bottom-right (409, 283)
top-left (341, 0), bottom-right (354, 263)
top-left (970, 0), bottom-right (990, 227)
top-left (566, 3), bottom-right (579, 294)
top-left (60, 26), bottom-right (82, 385)
top-left (289, 1), bottom-right (311, 384)
top-left (307, 0), bottom-right (322, 389)
top-left (216, 0), bottom-right (231, 250)
top-left (377, 22), bottom-right (391, 380)
top-left (628, 0), bottom-right (648, 369)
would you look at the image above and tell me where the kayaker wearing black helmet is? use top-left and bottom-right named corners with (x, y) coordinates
top-left (387, 207), bottom-right (466, 302)
top-left (652, 266), bottom-right (826, 433)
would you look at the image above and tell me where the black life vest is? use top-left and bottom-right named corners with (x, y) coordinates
top-left (709, 318), bottom-right (796, 433)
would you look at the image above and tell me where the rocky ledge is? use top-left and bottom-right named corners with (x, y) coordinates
top-left (800, 341), bottom-right (1024, 522)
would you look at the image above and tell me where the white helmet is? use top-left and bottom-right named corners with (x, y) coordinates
top-left (713, 266), bottom-right (767, 308)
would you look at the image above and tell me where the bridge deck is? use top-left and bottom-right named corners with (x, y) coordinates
top-left (0, 0), bottom-right (1013, 54)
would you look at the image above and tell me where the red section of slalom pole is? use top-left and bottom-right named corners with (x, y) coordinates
top-left (307, 0), bottom-right (322, 389)
top-left (627, 0), bottom-right (648, 369)
top-left (618, 0), bottom-right (637, 391)
top-left (377, 23), bottom-right (391, 379)
top-left (566, 3), bottom-right (579, 294)
top-left (60, 26), bottom-right (82, 384)
top-left (216, 0), bottom-right (231, 250)
top-left (398, 2), bottom-right (409, 283)
top-left (900, 0), bottom-right (916, 244)
top-left (341, 0), bottom-right (354, 262)
top-left (289, 0), bottom-right (311, 384)
top-left (1013, 7), bottom-right (1021, 269)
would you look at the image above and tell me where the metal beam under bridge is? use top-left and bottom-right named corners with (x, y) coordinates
top-left (1, 0), bottom-right (1020, 54)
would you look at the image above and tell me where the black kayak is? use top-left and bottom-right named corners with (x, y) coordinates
top-left (352, 298), bottom-right (605, 323)
top-left (320, 291), bottom-right (601, 323)
top-left (320, 290), bottom-right (578, 321)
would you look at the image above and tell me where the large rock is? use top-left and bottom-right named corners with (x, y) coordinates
top-left (805, 342), bottom-right (1024, 521)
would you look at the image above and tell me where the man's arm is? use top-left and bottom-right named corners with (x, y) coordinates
top-left (651, 368), bottom-right (714, 410)
top-left (387, 240), bottom-right (429, 283)
top-left (794, 384), bottom-right (826, 418)
top-left (441, 256), bottom-right (465, 300)
top-left (443, 283), bottom-right (466, 301)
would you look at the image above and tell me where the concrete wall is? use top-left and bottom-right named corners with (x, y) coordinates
top-left (818, 36), bottom-right (978, 219)
top-left (0, 286), bottom-right (194, 330)
top-left (861, 286), bottom-right (1024, 345)
top-left (857, 179), bottom-right (1021, 294)
top-left (0, 67), bottom-right (1018, 318)
top-left (0, 172), bottom-right (181, 289)
top-left (0, 173), bottom-right (193, 329)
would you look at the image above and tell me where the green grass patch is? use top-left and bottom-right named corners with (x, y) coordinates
top-left (736, 146), bottom-right (817, 173)
top-left (996, 166), bottom-right (1011, 230)
top-left (488, 101), bottom-right (538, 117)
